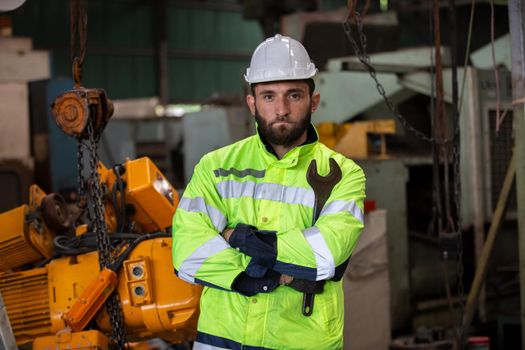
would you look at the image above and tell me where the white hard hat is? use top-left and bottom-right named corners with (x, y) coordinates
top-left (244, 34), bottom-right (317, 84)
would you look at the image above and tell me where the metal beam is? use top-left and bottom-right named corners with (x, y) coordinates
top-left (168, 0), bottom-right (242, 12)
top-left (394, 0), bottom-right (506, 12)
top-left (86, 0), bottom-right (243, 12)
top-left (45, 46), bottom-right (253, 61)
top-left (507, 0), bottom-right (525, 348)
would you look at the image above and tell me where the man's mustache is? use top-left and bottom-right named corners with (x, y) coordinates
top-left (272, 116), bottom-right (293, 124)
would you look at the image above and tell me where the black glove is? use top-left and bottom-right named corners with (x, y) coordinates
top-left (232, 270), bottom-right (280, 297)
top-left (288, 279), bottom-right (325, 294)
top-left (331, 258), bottom-right (350, 281)
top-left (229, 224), bottom-right (277, 268)
top-left (245, 260), bottom-right (268, 278)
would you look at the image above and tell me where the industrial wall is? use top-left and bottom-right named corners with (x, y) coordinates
top-left (10, 0), bottom-right (263, 102)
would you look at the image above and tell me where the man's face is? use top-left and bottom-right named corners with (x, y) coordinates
top-left (246, 80), bottom-right (320, 147)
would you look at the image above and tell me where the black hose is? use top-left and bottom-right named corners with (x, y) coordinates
top-left (110, 232), bottom-right (171, 272)
top-left (50, 231), bottom-right (170, 272)
top-left (53, 232), bottom-right (142, 256)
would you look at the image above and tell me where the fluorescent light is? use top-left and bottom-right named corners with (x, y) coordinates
top-left (155, 104), bottom-right (202, 117)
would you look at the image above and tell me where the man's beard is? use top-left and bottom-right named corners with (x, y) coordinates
top-left (255, 108), bottom-right (311, 147)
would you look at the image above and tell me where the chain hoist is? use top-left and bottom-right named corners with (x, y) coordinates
top-left (342, 11), bottom-right (458, 145)
top-left (50, 0), bottom-right (127, 348)
top-left (342, 7), bottom-right (465, 348)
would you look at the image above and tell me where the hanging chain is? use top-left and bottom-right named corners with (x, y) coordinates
top-left (342, 12), bottom-right (455, 145)
top-left (86, 119), bottom-right (128, 349)
top-left (452, 85), bottom-right (465, 349)
top-left (453, 136), bottom-right (465, 347)
top-left (447, 0), bottom-right (466, 345)
top-left (106, 294), bottom-right (127, 349)
top-left (70, 1), bottom-right (127, 346)
top-left (70, 0), bottom-right (87, 87)
top-left (342, 8), bottom-right (465, 345)
top-left (76, 140), bottom-right (88, 219)
top-left (70, 0), bottom-right (87, 64)
top-left (87, 119), bottom-right (111, 268)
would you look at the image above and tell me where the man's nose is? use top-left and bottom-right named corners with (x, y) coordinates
top-left (275, 96), bottom-right (290, 117)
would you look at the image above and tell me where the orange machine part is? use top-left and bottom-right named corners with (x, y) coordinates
top-left (33, 329), bottom-right (109, 350)
top-left (96, 237), bottom-right (201, 343)
top-left (0, 205), bottom-right (48, 271)
top-left (53, 237), bottom-right (199, 344)
top-left (0, 184), bottom-right (56, 272)
top-left (27, 185), bottom-right (56, 259)
top-left (1, 237), bottom-right (200, 348)
top-left (64, 268), bottom-right (118, 332)
top-left (0, 267), bottom-right (51, 346)
top-left (104, 157), bottom-right (179, 232)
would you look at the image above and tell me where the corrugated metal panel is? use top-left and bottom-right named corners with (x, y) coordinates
top-left (167, 6), bottom-right (262, 101)
top-left (85, 55), bottom-right (156, 99)
top-left (88, 1), bottom-right (153, 48)
top-left (11, 1), bottom-right (69, 47)
top-left (10, 0), bottom-right (262, 102)
top-left (170, 58), bottom-right (247, 100)
top-left (169, 7), bottom-right (261, 51)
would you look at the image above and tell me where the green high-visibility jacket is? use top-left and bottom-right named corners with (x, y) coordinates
top-left (172, 126), bottom-right (366, 350)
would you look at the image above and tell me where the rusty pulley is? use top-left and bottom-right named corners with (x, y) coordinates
top-left (41, 192), bottom-right (72, 234)
top-left (51, 87), bottom-right (114, 139)
top-left (51, 0), bottom-right (114, 140)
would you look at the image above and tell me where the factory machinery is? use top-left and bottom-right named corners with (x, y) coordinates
top-left (0, 157), bottom-right (201, 349)
top-left (0, 57), bottom-right (201, 349)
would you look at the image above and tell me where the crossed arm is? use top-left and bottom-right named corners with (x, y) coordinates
top-left (172, 156), bottom-right (365, 295)
top-left (222, 227), bottom-right (293, 286)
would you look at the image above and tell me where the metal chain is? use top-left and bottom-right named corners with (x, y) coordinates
top-left (342, 9), bottom-right (465, 345)
top-left (342, 13), bottom-right (454, 145)
top-left (86, 118), bottom-right (128, 349)
top-left (76, 140), bottom-right (88, 219)
top-left (447, 0), bottom-right (466, 344)
top-left (453, 144), bottom-right (465, 350)
top-left (453, 105), bottom-right (465, 349)
top-left (69, 0), bottom-right (126, 347)
top-left (106, 293), bottom-right (127, 350)
top-left (69, 0), bottom-right (87, 65)
top-left (87, 119), bottom-right (111, 268)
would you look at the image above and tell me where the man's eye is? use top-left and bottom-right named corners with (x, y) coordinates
top-left (262, 95), bottom-right (274, 101)
top-left (289, 93), bottom-right (301, 100)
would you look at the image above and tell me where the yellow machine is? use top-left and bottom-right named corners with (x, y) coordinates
top-left (317, 119), bottom-right (396, 159)
top-left (0, 157), bottom-right (201, 349)
top-left (0, 185), bottom-right (55, 271)
top-left (0, 25), bottom-right (201, 347)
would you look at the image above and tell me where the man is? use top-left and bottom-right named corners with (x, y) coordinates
top-left (172, 34), bottom-right (365, 350)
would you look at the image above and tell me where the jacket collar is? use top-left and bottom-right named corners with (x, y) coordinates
top-left (256, 124), bottom-right (318, 167)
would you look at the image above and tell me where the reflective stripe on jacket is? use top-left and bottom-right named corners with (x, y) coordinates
top-left (172, 126), bottom-right (366, 349)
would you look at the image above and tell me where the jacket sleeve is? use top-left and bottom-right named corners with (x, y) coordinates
top-left (277, 161), bottom-right (365, 281)
top-left (230, 160), bottom-right (366, 282)
top-left (172, 156), bottom-right (250, 290)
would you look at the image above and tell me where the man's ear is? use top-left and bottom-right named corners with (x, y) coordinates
top-left (310, 92), bottom-right (321, 113)
top-left (246, 94), bottom-right (256, 116)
